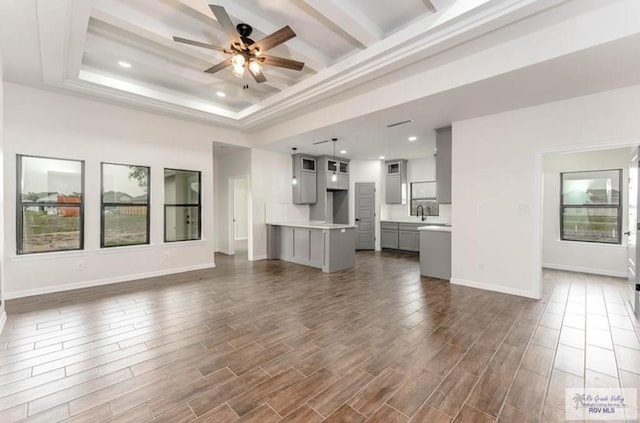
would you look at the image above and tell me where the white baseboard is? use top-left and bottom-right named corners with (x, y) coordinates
top-left (250, 255), bottom-right (267, 261)
top-left (450, 278), bottom-right (537, 299)
top-left (4, 263), bottom-right (216, 300)
top-left (542, 263), bottom-right (626, 278)
top-left (0, 308), bottom-right (6, 335)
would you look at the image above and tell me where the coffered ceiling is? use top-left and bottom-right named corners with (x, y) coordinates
top-left (2, 0), bottom-right (640, 160)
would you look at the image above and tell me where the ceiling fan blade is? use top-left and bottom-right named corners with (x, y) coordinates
top-left (250, 67), bottom-right (267, 84)
top-left (204, 59), bottom-right (232, 74)
top-left (252, 26), bottom-right (296, 52)
top-left (209, 5), bottom-right (243, 47)
top-left (261, 54), bottom-right (305, 71)
top-left (172, 36), bottom-right (226, 52)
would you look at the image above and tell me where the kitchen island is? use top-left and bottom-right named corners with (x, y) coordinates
top-left (419, 225), bottom-right (452, 280)
top-left (267, 222), bottom-right (356, 273)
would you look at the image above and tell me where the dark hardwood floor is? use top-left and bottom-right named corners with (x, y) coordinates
top-left (0, 251), bottom-right (638, 422)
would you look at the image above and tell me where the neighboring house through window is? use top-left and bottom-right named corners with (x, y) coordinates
top-left (560, 169), bottom-right (622, 244)
top-left (17, 155), bottom-right (84, 254)
top-left (101, 163), bottom-right (150, 247)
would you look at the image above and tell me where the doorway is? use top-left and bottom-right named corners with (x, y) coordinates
top-left (229, 176), bottom-right (249, 258)
top-left (540, 146), bottom-right (636, 314)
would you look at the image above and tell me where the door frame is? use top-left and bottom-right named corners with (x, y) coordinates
top-left (228, 175), bottom-right (250, 256)
top-left (535, 137), bottom-right (639, 300)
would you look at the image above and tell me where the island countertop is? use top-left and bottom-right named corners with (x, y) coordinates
top-left (267, 221), bottom-right (356, 230)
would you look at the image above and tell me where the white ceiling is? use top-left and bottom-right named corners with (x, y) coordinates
top-left (2, 0), bottom-right (640, 160)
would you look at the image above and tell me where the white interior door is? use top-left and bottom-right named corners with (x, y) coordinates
top-left (627, 147), bottom-right (640, 316)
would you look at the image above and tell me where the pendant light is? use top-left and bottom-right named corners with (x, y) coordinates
top-left (331, 138), bottom-right (338, 183)
top-left (291, 147), bottom-right (298, 186)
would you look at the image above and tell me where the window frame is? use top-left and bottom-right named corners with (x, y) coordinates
top-left (409, 180), bottom-right (439, 217)
top-left (163, 168), bottom-right (202, 243)
top-left (16, 154), bottom-right (85, 255)
top-left (100, 162), bottom-right (151, 248)
top-left (559, 168), bottom-right (622, 245)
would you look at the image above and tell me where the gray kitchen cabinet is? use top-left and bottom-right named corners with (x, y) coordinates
top-left (385, 160), bottom-right (407, 204)
top-left (420, 229), bottom-right (451, 279)
top-left (381, 221), bottom-right (421, 252)
top-left (435, 127), bottom-right (452, 204)
top-left (325, 158), bottom-right (349, 190)
top-left (292, 154), bottom-right (317, 205)
top-left (381, 229), bottom-right (399, 249)
top-left (267, 224), bottom-right (356, 273)
top-left (311, 155), bottom-right (350, 224)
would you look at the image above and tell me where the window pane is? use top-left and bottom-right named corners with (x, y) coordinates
top-left (411, 181), bottom-right (436, 199)
top-left (562, 170), bottom-right (620, 206)
top-left (165, 206), bottom-right (200, 241)
top-left (21, 206), bottom-right (81, 253)
top-left (103, 206), bottom-right (149, 247)
top-left (103, 164), bottom-right (149, 203)
top-left (164, 169), bottom-right (200, 205)
top-left (20, 156), bottom-right (82, 202)
top-left (562, 207), bottom-right (619, 243)
top-left (411, 200), bottom-right (439, 216)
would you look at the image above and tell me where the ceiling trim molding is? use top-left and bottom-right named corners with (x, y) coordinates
top-left (235, 0), bottom-right (565, 129)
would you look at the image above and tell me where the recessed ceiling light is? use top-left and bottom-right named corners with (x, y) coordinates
top-left (379, 156), bottom-right (385, 160)
top-left (340, 150), bottom-right (347, 154)
top-left (118, 61), bottom-right (131, 68)
top-left (216, 91), bottom-right (226, 97)
top-left (408, 136), bottom-right (417, 141)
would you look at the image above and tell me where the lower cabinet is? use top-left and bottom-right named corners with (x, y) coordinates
top-left (267, 224), bottom-right (356, 273)
top-left (381, 222), bottom-right (421, 252)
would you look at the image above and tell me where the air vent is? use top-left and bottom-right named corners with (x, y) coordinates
top-left (386, 119), bottom-right (413, 128)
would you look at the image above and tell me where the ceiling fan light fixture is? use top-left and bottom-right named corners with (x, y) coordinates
top-left (231, 54), bottom-right (245, 67)
top-left (232, 64), bottom-right (245, 78)
top-left (249, 61), bottom-right (262, 74)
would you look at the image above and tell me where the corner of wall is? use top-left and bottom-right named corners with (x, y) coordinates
top-left (0, 306), bottom-right (6, 335)
top-left (450, 278), bottom-right (538, 300)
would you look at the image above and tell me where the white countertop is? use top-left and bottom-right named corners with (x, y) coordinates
top-left (267, 221), bottom-right (356, 230)
top-left (381, 219), bottom-right (450, 225)
top-left (418, 225), bottom-right (452, 232)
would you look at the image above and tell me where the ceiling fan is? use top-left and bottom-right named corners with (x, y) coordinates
top-left (173, 4), bottom-right (305, 83)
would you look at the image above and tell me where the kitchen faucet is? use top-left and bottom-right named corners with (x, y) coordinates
top-left (416, 205), bottom-right (426, 221)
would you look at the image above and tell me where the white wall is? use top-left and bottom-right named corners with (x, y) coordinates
top-left (452, 84), bottom-right (640, 299)
top-left (250, 148), bottom-right (293, 260)
top-left (213, 149), bottom-right (251, 254)
top-left (0, 54), bottom-right (5, 331)
top-left (543, 148), bottom-right (630, 277)
top-left (349, 160), bottom-right (382, 250)
top-left (2, 83), bottom-right (239, 299)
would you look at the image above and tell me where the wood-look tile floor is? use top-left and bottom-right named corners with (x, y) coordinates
top-left (1, 251), bottom-right (639, 422)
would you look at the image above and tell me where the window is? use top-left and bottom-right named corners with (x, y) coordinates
top-left (560, 169), bottom-right (622, 244)
top-left (410, 181), bottom-right (439, 216)
top-left (164, 168), bottom-right (201, 242)
top-left (17, 155), bottom-right (84, 254)
top-left (101, 163), bottom-right (150, 248)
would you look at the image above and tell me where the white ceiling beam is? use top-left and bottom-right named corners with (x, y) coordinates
top-left (177, 0), bottom-right (330, 71)
top-left (422, 0), bottom-right (438, 13)
top-left (297, 0), bottom-right (380, 47)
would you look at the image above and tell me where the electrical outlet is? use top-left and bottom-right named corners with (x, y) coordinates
top-left (76, 260), bottom-right (84, 271)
